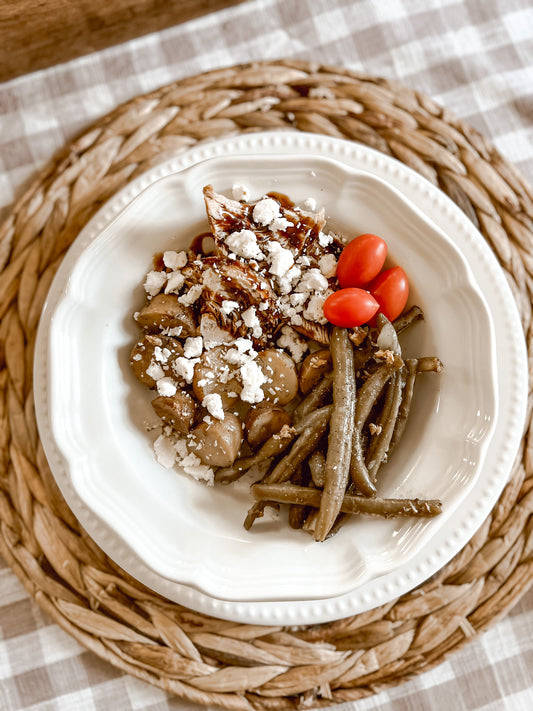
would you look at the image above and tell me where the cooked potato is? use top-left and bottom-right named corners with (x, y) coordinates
top-left (192, 345), bottom-right (241, 408)
top-left (130, 334), bottom-right (183, 388)
top-left (136, 294), bottom-right (197, 334)
top-left (151, 391), bottom-right (198, 435)
top-left (244, 402), bottom-right (292, 450)
top-left (255, 349), bottom-right (298, 405)
top-left (299, 348), bottom-right (332, 394)
top-left (188, 413), bottom-right (243, 467)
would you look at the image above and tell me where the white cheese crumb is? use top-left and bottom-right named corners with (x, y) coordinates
top-left (226, 229), bottom-right (264, 260)
top-left (242, 306), bottom-right (262, 338)
top-left (179, 452), bottom-right (214, 485)
top-left (165, 271), bottom-right (185, 294)
top-left (297, 255), bottom-right (311, 267)
top-left (303, 197), bottom-right (317, 211)
top-left (265, 241), bottom-right (294, 278)
top-left (318, 231), bottom-right (334, 248)
top-left (239, 359), bottom-right (266, 403)
top-left (172, 357), bottom-right (199, 383)
top-left (178, 284), bottom-right (203, 306)
top-left (154, 434), bottom-right (177, 469)
top-left (270, 216), bottom-right (293, 232)
top-left (276, 325), bottom-right (308, 363)
top-left (232, 183), bottom-right (251, 201)
top-left (277, 264), bottom-right (301, 295)
top-left (154, 346), bottom-right (171, 364)
top-left (253, 197), bottom-right (281, 226)
top-left (146, 361), bottom-right (165, 381)
top-left (156, 377), bottom-right (178, 397)
top-left (161, 325), bottom-right (183, 337)
top-left (202, 393), bottom-right (225, 420)
top-left (303, 292), bottom-right (330, 324)
top-left (132, 353), bottom-right (142, 361)
top-left (318, 253), bottom-right (337, 279)
top-left (144, 270), bottom-right (167, 296)
top-left (183, 336), bottom-right (203, 359)
top-left (296, 268), bottom-right (329, 293)
top-left (221, 299), bottom-right (240, 315)
top-left (163, 250), bottom-right (187, 270)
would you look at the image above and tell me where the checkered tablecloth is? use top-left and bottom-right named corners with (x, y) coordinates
top-left (1, 1), bottom-right (532, 709)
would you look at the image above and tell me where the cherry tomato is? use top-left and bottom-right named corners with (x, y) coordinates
top-left (336, 233), bottom-right (388, 288)
top-left (368, 266), bottom-right (409, 323)
top-left (323, 288), bottom-right (379, 328)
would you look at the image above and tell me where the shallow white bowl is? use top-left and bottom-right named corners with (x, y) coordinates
top-left (34, 132), bottom-right (525, 623)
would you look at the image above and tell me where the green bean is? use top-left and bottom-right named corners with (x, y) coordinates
top-left (393, 305), bottom-right (424, 334)
top-left (388, 358), bottom-right (418, 455)
top-left (308, 449), bottom-right (327, 488)
top-left (288, 465), bottom-right (311, 529)
top-left (314, 328), bottom-right (356, 542)
top-left (243, 406), bottom-right (332, 530)
top-left (366, 366), bottom-right (406, 482)
top-left (266, 407), bottom-right (331, 485)
top-left (292, 373), bottom-right (333, 424)
top-left (215, 424), bottom-right (296, 484)
top-left (416, 356), bottom-right (444, 373)
top-left (349, 360), bottom-right (401, 496)
top-left (251, 483), bottom-right (442, 518)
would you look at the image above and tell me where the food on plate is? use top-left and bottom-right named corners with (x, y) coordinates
top-left (367, 265), bottom-right (409, 323)
top-left (336, 233), bottom-right (387, 288)
top-left (130, 184), bottom-right (443, 540)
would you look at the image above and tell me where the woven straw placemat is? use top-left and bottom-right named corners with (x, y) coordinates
top-left (0, 60), bottom-right (532, 709)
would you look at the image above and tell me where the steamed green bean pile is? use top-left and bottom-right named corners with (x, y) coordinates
top-left (216, 307), bottom-right (444, 541)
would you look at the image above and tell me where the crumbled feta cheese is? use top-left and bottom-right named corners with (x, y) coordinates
top-left (296, 268), bottom-right (329, 293)
top-left (303, 197), bottom-right (317, 211)
top-left (270, 216), bottom-right (293, 232)
top-left (232, 183), bottom-right (250, 201)
top-left (318, 253), bottom-right (337, 279)
top-left (165, 271), bottom-right (185, 294)
top-left (202, 393), bottom-right (225, 420)
top-left (132, 353), bottom-right (142, 361)
top-left (277, 264), bottom-right (301, 295)
top-left (290, 292), bottom-right (308, 307)
top-left (179, 452), bottom-right (214, 485)
top-left (156, 377), bottom-right (177, 397)
top-left (303, 292), bottom-right (330, 324)
top-left (224, 338), bottom-right (256, 365)
top-left (226, 229), bottom-right (264, 260)
top-left (318, 231), bottom-right (334, 248)
top-left (154, 346), bottom-right (171, 364)
top-left (161, 325), bottom-right (183, 337)
top-left (239, 360), bottom-right (266, 403)
top-left (276, 325), bottom-right (308, 363)
top-left (172, 357), bottom-right (199, 383)
top-left (146, 361), bottom-right (165, 381)
top-left (297, 255), bottom-right (311, 267)
top-left (163, 250), bottom-right (188, 270)
top-left (178, 284), bottom-right (203, 306)
top-left (265, 241), bottom-right (294, 278)
top-left (253, 197), bottom-right (281, 226)
top-left (242, 306), bottom-right (262, 338)
top-left (221, 299), bottom-right (239, 315)
top-left (144, 270), bottom-right (167, 296)
top-left (154, 434), bottom-right (177, 469)
top-left (183, 336), bottom-right (203, 359)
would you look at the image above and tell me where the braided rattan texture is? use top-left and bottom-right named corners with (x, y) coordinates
top-left (1, 60), bottom-right (532, 709)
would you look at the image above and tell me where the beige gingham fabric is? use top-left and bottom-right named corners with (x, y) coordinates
top-left (1, 0), bottom-right (532, 709)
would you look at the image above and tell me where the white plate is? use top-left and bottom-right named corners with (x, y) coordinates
top-left (34, 132), bottom-right (526, 623)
